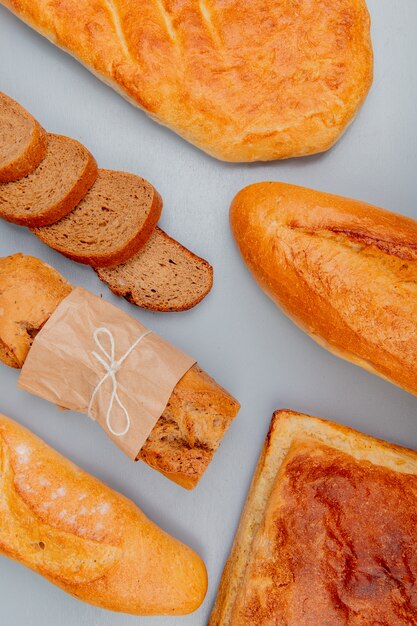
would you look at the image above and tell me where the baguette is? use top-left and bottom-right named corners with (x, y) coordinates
top-left (231, 182), bottom-right (417, 396)
top-left (0, 412), bottom-right (207, 615)
top-left (0, 253), bottom-right (239, 488)
top-left (0, 0), bottom-right (372, 162)
top-left (210, 410), bottom-right (417, 625)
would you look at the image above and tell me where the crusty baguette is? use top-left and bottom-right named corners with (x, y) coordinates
top-left (231, 182), bottom-right (417, 396)
top-left (0, 133), bottom-right (98, 227)
top-left (209, 410), bottom-right (417, 625)
top-left (0, 254), bottom-right (239, 488)
top-left (0, 1), bottom-right (372, 162)
top-left (33, 169), bottom-right (162, 267)
top-left (0, 91), bottom-right (47, 183)
top-left (0, 413), bottom-right (207, 615)
top-left (96, 226), bottom-right (213, 311)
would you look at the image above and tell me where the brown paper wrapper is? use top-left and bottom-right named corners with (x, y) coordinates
top-left (18, 288), bottom-right (196, 459)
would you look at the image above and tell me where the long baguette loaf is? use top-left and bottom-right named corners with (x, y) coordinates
top-left (231, 182), bottom-right (417, 396)
top-left (0, 412), bottom-right (207, 614)
top-left (0, 254), bottom-right (239, 489)
top-left (0, 1), bottom-right (372, 162)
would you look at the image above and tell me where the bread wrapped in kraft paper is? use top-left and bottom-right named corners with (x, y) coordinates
top-left (0, 254), bottom-right (240, 488)
top-left (18, 286), bottom-right (197, 460)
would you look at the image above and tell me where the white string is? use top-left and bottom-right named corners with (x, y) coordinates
top-left (87, 327), bottom-right (152, 437)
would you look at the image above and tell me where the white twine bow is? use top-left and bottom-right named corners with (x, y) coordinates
top-left (87, 327), bottom-right (152, 437)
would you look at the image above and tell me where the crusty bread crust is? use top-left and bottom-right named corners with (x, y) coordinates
top-left (0, 413), bottom-right (207, 615)
top-left (0, 92), bottom-right (48, 183)
top-left (231, 182), bottom-right (417, 396)
top-left (209, 410), bottom-right (417, 625)
top-left (1, 1), bottom-right (373, 162)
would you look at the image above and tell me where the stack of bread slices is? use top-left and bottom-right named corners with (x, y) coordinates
top-left (0, 92), bottom-right (213, 311)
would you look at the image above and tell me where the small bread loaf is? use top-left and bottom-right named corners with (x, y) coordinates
top-left (0, 92), bottom-right (47, 183)
top-left (0, 0), bottom-right (373, 161)
top-left (96, 227), bottom-right (213, 311)
top-left (0, 133), bottom-right (98, 226)
top-left (209, 410), bottom-right (417, 625)
top-left (0, 413), bottom-right (207, 615)
top-left (33, 169), bottom-right (162, 267)
top-left (231, 182), bottom-right (417, 396)
top-left (0, 253), bottom-right (239, 488)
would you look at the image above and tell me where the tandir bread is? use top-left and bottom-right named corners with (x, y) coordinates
top-left (0, 413), bottom-right (207, 615)
top-left (210, 410), bottom-right (417, 625)
top-left (1, 0), bottom-right (373, 162)
top-left (231, 182), bottom-right (417, 396)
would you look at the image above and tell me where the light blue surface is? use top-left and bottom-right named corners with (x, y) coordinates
top-left (0, 2), bottom-right (416, 624)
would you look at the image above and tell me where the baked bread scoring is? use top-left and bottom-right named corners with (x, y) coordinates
top-left (231, 182), bottom-right (417, 396)
top-left (1, 0), bottom-right (373, 161)
top-left (210, 411), bottom-right (417, 625)
top-left (0, 413), bottom-right (207, 615)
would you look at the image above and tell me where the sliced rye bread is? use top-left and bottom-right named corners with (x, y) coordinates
top-left (33, 169), bottom-right (162, 267)
top-left (0, 92), bottom-right (48, 183)
top-left (96, 227), bottom-right (213, 311)
top-left (0, 133), bottom-right (98, 227)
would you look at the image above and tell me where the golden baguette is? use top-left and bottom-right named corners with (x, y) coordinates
top-left (0, 254), bottom-right (239, 489)
top-left (0, 1), bottom-right (372, 162)
top-left (209, 410), bottom-right (417, 625)
top-left (231, 182), bottom-right (417, 396)
top-left (0, 413), bottom-right (207, 615)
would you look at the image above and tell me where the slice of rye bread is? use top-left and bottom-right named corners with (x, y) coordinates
top-left (0, 133), bottom-right (98, 227)
top-left (33, 169), bottom-right (162, 268)
top-left (0, 92), bottom-right (48, 183)
top-left (96, 227), bottom-right (213, 311)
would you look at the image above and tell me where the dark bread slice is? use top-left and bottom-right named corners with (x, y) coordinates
top-left (33, 169), bottom-right (162, 267)
top-left (0, 133), bottom-right (98, 227)
top-left (96, 227), bottom-right (213, 311)
top-left (0, 92), bottom-right (48, 183)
